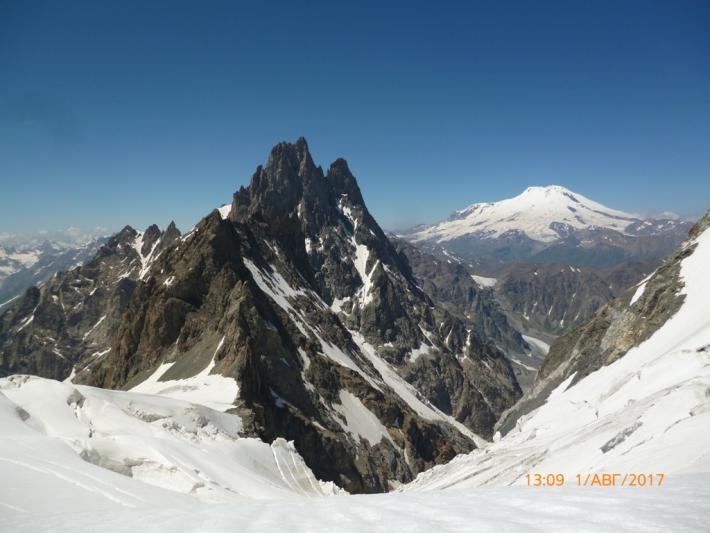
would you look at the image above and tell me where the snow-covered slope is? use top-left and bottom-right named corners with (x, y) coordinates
top-left (128, 339), bottom-right (239, 412)
top-left (411, 185), bottom-right (644, 243)
top-left (1, 377), bottom-right (708, 532)
top-left (2, 474), bottom-right (709, 532)
top-left (1, 372), bottom-right (707, 533)
top-left (2, 374), bottom-right (707, 532)
top-left (0, 374), bottom-right (340, 512)
top-left (405, 216), bottom-right (710, 491)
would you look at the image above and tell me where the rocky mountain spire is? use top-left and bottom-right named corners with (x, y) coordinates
top-left (224, 139), bottom-right (521, 434)
top-left (327, 158), bottom-right (364, 206)
top-left (0, 139), bottom-right (522, 493)
top-left (231, 137), bottom-right (325, 225)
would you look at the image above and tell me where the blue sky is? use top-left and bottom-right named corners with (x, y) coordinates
top-left (1, 0), bottom-right (709, 235)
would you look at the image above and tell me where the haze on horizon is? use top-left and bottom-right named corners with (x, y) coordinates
top-left (1, 1), bottom-right (709, 238)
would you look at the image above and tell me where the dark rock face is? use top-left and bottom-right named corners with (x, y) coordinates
top-left (392, 238), bottom-right (526, 354)
top-left (390, 238), bottom-right (546, 390)
top-left (494, 261), bottom-right (656, 339)
top-left (226, 138), bottom-right (520, 436)
top-left (496, 212), bottom-right (710, 435)
top-left (529, 225), bottom-right (691, 268)
top-left (0, 138), bottom-right (522, 494)
top-left (438, 230), bottom-right (543, 269)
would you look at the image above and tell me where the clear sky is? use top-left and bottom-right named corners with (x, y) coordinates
top-left (1, 0), bottom-right (709, 236)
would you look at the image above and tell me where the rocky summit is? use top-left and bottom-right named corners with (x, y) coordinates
top-left (0, 138), bottom-right (521, 493)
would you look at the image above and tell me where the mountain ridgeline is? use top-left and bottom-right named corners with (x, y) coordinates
top-left (0, 138), bottom-right (522, 493)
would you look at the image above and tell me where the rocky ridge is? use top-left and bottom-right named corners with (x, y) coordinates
top-left (390, 238), bottom-right (548, 389)
top-left (493, 260), bottom-right (655, 340)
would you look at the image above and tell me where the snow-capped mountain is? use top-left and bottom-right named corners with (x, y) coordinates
top-left (406, 209), bottom-right (710, 490)
top-left (414, 185), bottom-right (641, 243)
top-left (0, 138), bottom-right (521, 494)
top-left (0, 245), bottom-right (40, 279)
top-left (403, 185), bottom-right (693, 269)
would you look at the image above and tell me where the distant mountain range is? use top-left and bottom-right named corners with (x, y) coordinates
top-left (0, 239), bottom-right (106, 313)
top-left (402, 185), bottom-right (693, 270)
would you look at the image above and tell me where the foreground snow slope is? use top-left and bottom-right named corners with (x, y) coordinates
top-left (406, 216), bottom-right (710, 491)
top-left (1, 475), bottom-right (708, 532)
top-left (0, 375), bottom-right (339, 514)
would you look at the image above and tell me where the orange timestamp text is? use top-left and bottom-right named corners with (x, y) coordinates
top-left (525, 472), bottom-right (665, 487)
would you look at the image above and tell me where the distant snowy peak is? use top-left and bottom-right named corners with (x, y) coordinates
top-left (411, 185), bottom-right (675, 244)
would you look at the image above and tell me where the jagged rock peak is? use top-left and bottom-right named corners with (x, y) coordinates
top-left (327, 158), bottom-right (364, 206)
top-left (265, 136), bottom-right (316, 176)
top-left (108, 225), bottom-right (138, 247)
top-left (118, 225), bottom-right (137, 236)
top-left (231, 138), bottom-right (318, 223)
top-left (229, 138), bottom-right (365, 230)
top-left (164, 221), bottom-right (181, 241)
top-left (141, 224), bottom-right (163, 255)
